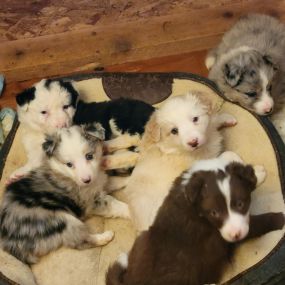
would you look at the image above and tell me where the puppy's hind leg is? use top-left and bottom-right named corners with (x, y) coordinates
top-left (62, 214), bottom-right (114, 249)
top-left (93, 194), bottom-right (131, 219)
top-left (102, 150), bottom-right (139, 170)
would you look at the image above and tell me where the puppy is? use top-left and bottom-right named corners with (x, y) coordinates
top-left (10, 79), bottom-right (78, 181)
top-left (206, 14), bottom-right (285, 120)
top-left (11, 79), bottom-right (154, 180)
top-left (0, 124), bottom-right (130, 264)
top-left (106, 152), bottom-right (285, 285)
top-left (116, 92), bottom-right (237, 232)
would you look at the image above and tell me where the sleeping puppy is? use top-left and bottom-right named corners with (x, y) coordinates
top-left (206, 14), bottom-right (285, 138)
top-left (10, 79), bottom-right (154, 181)
top-left (106, 152), bottom-right (285, 285)
top-left (0, 124), bottom-right (130, 264)
top-left (115, 92), bottom-right (237, 232)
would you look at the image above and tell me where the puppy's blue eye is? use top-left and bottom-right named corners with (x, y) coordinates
top-left (41, 110), bottom-right (47, 115)
top-left (63, 104), bottom-right (70, 110)
top-left (86, 153), bottom-right (93, 160)
top-left (245, 91), bottom-right (257, 97)
top-left (66, 162), bottom-right (73, 168)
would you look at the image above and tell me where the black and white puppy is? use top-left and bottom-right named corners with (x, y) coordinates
top-left (11, 79), bottom-right (154, 180)
top-left (106, 151), bottom-right (285, 285)
top-left (0, 124), bottom-right (130, 264)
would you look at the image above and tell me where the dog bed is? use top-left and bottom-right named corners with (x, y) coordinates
top-left (0, 72), bottom-right (285, 285)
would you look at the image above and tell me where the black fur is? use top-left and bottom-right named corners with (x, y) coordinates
top-left (16, 87), bottom-right (36, 106)
top-left (6, 177), bottom-right (83, 217)
top-left (73, 98), bottom-right (155, 140)
top-left (58, 80), bottom-right (79, 108)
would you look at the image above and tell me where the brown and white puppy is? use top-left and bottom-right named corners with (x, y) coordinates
top-left (0, 124), bottom-right (130, 264)
top-left (106, 152), bottom-right (285, 285)
top-left (110, 92), bottom-right (237, 232)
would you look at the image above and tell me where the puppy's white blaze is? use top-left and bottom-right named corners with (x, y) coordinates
top-left (253, 71), bottom-right (274, 115)
top-left (75, 159), bottom-right (97, 184)
top-left (181, 158), bottom-right (227, 187)
top-left (218, 177), bottom-right (249, 242)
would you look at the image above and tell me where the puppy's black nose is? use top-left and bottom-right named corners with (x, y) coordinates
top-left (188, 138), bottom-right (198, 148)
top-left (83, 178), bottom-right (91, 184)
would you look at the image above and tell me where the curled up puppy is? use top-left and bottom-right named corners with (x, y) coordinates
top-left (0, 124), bottom-right (130, 264)
top-left (106, 152), bottom-right (285, 285)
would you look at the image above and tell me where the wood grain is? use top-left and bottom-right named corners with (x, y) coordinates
top-left (1, 0), bottom-right (284, 82)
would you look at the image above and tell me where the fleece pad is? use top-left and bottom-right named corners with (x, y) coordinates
top-left (0, 73), bottom-right (284, 285)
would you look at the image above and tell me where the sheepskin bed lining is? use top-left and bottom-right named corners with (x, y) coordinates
top-left (0, 72), bottom-right (284, 285)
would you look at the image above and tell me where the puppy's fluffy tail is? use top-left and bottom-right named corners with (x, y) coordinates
top-left (106, 253), bottom-right (128, 285)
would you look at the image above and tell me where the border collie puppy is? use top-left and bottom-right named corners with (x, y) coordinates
top-left (11, 79), bottom-right (154, 180)
top-left (206, 14), bottom-right (285, 120)
top-left (115, 92), bottom-right (237, 232)
top-left (106, 152), bottom-right (285, 285)
top-left (0, 124), bottom-right (130, 264)
top-left (10, 79), bottom-right (78, 181)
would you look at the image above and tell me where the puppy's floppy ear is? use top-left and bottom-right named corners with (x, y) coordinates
top-left (184, 171), bottom-right (205, 204)
top-left (140, 112), bottom-right (161, 150)
top-left (82, 123), bottom-right (105, 141)
top-left (58, 80), bottom-right (79, 108)
top-left (223, 63), bottom-right (243, 87)
top-left (42, 134), bottom-right (60, 157)
top-left (193, 91), bottom-right (213, 115)
top-left (16, 87), bottom-right (36, 109)
top-left (226, 162), bottom-right (257, 192)
top-left (263, 55), bottom-right (279, 71)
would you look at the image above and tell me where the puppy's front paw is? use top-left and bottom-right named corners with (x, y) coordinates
top-left (253, 165), bottom-right (267, 186)
top-left (92, 230), bottom-right (114, 246)
top-left (219, 151), bottom-right (243, 164)
top-left (219, 113), bottom-right (237, 128)
top-left (7, 167), bottom-right (29, 185)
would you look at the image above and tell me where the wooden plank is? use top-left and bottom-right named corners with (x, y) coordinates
top-left (1, 0), bottom-right (285, 82)
top-left (0, 50), bottom-right (208, 109)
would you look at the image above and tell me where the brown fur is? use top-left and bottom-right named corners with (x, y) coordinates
top-left (106, 162), bottom-right (285, 285)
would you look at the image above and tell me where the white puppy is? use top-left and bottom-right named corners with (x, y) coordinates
top-left (10, 79), bottom-right (78, 181)
top-left (119, 92), bottom-right (237, 232)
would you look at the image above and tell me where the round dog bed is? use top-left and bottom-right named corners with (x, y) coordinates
top-left (0, 72), bottom-right (284, 285)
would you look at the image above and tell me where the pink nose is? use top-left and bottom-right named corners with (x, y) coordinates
top-left (230, 230), bottom-right (241, 241)
top-left (188, 138), bottom-right (199, 148)
top-left (82, 177), bottom-right (91, 184)
top-left (263, 106), bottom-right (273, 114)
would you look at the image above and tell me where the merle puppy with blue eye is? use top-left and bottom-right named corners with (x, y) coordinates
top-left (206, 14), bottom-right (285, 138)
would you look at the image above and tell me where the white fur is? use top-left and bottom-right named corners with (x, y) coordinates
top-left (121, 93), bottom-right (236, 232)
top-left (218, 177), bottom-right (250, 242)
top-left (253, 70), bottom-right (274, 115)
top-left (10, 79), bottom-right (76, 181)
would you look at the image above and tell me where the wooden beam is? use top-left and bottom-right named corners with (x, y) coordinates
top-left (1, 0), bottom-right (285, 82)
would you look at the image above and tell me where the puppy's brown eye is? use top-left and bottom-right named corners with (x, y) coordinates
top-left (63, 104), bottom-right (70, 110)
top-left (171, 128), bottom-right (178, 135)
top-left (236, 200), bottom-right (244, 210)
top-left (41, 110), bottom-right (47, 115)
top-left (210, 210), bottom-right (219, 218)
top-left (86, 153), bottom-right (93, 160)
top-left (245, 91), bottom-right (257, 97)
top-left (193, 117), bottom-right (199, 123)
top-left (66, 162), bottom-right (73, 168)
